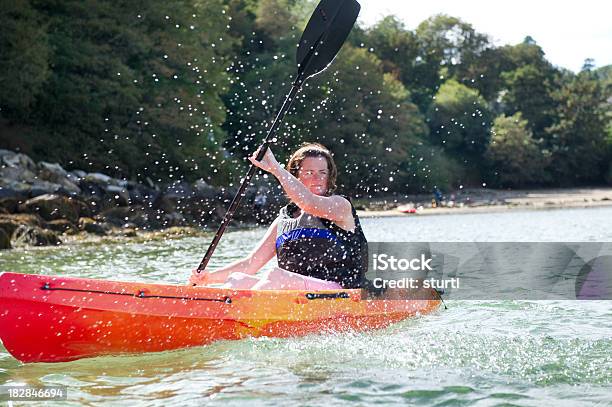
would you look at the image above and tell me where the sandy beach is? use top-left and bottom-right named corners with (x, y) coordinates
top-left (357, 187), bottom-right (612, 218)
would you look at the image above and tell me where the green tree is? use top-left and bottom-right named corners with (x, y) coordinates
top-left (485, 113), bottom-right (548, 187)
top-left (362, 16), bottom-right (420, 93)
top-left (360, 14), bottom-right (491, 115)
top-left (414, 14), bottom-right (490, 112)
top-left (127, 0), bottom-right (237, 183)
top-left (595, 64), bottom-right (612, 100)
top-left (598, 65), bottom-right (612, 183)
top-left (223, 5), bottom-right (468, 193)
top-left (254, 0), bottom-right (297, 40)
top-left (428, 79), bottom-right (492, 156)
top-left (459, 37), bottom-right (559, 109)
top-left (6, 0), bottom-right (237, 184)
top-left (546, 69), bottom-right (609, 184)
top-left (416, 14), bottom-right (489, 73)
top-left (360, 15), bottom-right (444, 122)
top-left (221, 0), bottom-right (300, 163)
top-left (222, 4), bottom-right (456, 194)
top-left (501, 64), bottom-right (557, 138)
top-left (0, 0), bottom-right (50, 116)
top-left (287, 46), bottom-right (433, 195)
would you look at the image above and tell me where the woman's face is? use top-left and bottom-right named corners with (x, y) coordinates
top-left (297, 156), bottom-right (329, 196)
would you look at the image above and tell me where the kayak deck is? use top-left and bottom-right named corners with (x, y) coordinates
top-left (0, 272), bottom-right (440, 363)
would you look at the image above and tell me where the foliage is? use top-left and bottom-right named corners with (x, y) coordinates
top-left (1, 0), bottom-right (610, 192)
top-left (293, 46), bottom-right (432, 195)
top-left (428, 79), bottom-right (492, 156)
top-left (2, 0), bottom-right (237, 184)
top-left (485, 113), bottom-right (548, 187)
top-left (0, 0), bottom-right (50, 115)
top-left (545, 69), bottom-right (609, 184)
top-left (501, 64), bottom-right (557, 138)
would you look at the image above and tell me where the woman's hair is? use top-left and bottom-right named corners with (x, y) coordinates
top-left (286, 142), bottom-right (337, 195)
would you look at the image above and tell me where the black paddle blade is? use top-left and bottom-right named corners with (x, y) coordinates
top-left (296, 0), bottom-right (360, 82)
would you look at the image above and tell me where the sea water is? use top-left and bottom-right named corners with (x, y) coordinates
top-left (0, 206), bottom-right (610, 406)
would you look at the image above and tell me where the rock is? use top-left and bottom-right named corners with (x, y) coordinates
top-left (0, 166), bottom-right (37, 183)
top-left (193, 179), bottom-right (218, 199)
top-left (154, 226), bottom-right (202, 238)
top-left (113, 227), bottom-right (137, 237)
top-left (35, 162), bottom-right (82, 196)
top-left (0, 228), bottom-right (10, 249)
top-left (65, 171), bottom-right (84, 188)
top-left (12, 225), bottom-right (61, 247)
top-left (46, 219), bottom-right (77, 234)
top-left (29, 180), bottom-right (62, 197)
top-left (37, 161), bottom-right (68, 183)
top-left (145, 177), bottom-right (156, 189)
top-left (78, 179), bottom-right (105, 199)
top-left (0, 151), bottom-right (36, 172)
top-left (99, 206), bottom-right (149, 228)
top-left (79, 175), bottom-right (130, 211)
top-left (165, 181), bottom-right (194, 200)
top-left (83, 172), bottom-right (116, 186)
top-left (19, 194), bottom-right (88, 223)
top-left (0, 197), bottom-right (22, 213)
top-left (123, 228), bottom-right (137, 237)
top-left (58, 179), bottom-right (81, 196)
top-left (153, 182), bottom-right (198, 215)
top-left (0, 181), bottom-right (31, 199)
top-left (78, 217), bottom-right (110, 235)
top-left (0, 214), bottom-right (44, 238)
top-left (104, 185), bottom-right (130, 206)
top-left (152, 194), bottom-right (178, 213)
top-left (71, 169), bottom-right (87, 178)
top-left (127, 181), bottom-right (158, 206)
top-left (161, 212), bottom-right (185, 228)
top-left (0, 219), bottom-right (19, 238)
top-left (127, 185), bottom-right (145, 205)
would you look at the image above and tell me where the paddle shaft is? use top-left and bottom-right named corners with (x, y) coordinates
top-left (196, 0), bottom-right (360, 273)
top-left (196, 81), bottom-right (302, 272)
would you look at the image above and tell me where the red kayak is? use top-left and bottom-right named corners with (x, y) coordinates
top-left (0, 272), bottom-right (440, 363)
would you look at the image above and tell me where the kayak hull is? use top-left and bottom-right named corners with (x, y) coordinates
top-left (0, 272), bottom-right (440, 363)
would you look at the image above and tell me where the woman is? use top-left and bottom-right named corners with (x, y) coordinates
top-left (189, 142), bottom-right (368, 290)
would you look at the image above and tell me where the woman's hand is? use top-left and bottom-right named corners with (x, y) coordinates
top-left (189, 269), bottom-right (211, 286)
top-left (248, 146), bottom-right (282, 176)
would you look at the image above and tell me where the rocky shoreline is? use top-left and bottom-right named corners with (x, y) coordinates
top-left (0, 149), bottom-right (284, 250)
top-left (2, 149), bottom-right (611, 251)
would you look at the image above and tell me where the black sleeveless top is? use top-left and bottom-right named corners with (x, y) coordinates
top-left (275, 196), bottom-right (368, 288)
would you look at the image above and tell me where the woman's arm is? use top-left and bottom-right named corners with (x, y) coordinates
top-left (189, 218), bottom-right (279, 285)
top-left (274, 166), bottom-right (353, 223)
top-left (249, 148), bottom-right (353, 225)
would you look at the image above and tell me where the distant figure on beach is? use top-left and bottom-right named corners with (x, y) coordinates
top-left (433, 187), bottom-right (443, 208)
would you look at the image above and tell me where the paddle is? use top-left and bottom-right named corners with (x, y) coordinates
top-left (196, 0), bottom-right (361, 273)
